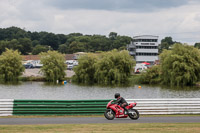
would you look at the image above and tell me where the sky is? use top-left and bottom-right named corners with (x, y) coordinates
top-left (0, 0), bottom-right (200, 45)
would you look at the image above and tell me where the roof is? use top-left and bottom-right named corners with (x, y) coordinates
top-left (65, 54), bottom-right (75, 60)
top-left (22, 55), bottom-right (40, 61)
top-left (133, 35), bottom-right (159, 39)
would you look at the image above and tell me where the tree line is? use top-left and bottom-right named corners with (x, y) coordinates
top-left (1, 26), bottom-right (200, 55)
top-left (0, 26), bottom-right (132, 55)
top-left (1, 44), bottom-right (200, 86)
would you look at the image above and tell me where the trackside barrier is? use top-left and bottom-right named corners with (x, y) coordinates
top-left (0, 99), bottom-right (200, 116)
top-left (127, 98), bottom-right (200, 115)
top-left (13, 99), bottom-right (112, 115)
top-left (0, 99), bottom-right (14, 116)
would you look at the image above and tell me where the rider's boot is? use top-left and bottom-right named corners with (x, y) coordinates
top-left (123, 107), bottom-right (128, 114)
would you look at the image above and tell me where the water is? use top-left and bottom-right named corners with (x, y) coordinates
top-left (0, 82), bottom-right (200, 100)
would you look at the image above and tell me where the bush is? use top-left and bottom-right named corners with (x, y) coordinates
top-left (0, 49), bottom-right (24, 81)
top-left (139, 65), bottom-right (161, 84)
top-left (40, 51), bottom-right (66, 82)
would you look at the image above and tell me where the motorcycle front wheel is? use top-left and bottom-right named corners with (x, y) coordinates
top-left (128, 109), bottom-right (139, 120)
top-left (104, 109), bottom-right (115, 120)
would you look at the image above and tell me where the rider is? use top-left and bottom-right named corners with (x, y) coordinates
top-left (113, 93), bottom-right (129, 114)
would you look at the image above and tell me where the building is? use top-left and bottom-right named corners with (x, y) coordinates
top-left (127, 35), bottom-right (159, 65)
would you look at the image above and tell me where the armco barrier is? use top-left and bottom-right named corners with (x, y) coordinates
top-left (0, 99), bottom-right (13, 116)
top-left (0, 99), bottom-right (200, 116)
top-left (127, 98), bottom-right (200, 115)
top-left (13, 99), bottom-right (111, 115)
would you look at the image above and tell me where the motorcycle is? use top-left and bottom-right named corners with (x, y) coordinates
top-left (104, 100), bottom-right (139, 120)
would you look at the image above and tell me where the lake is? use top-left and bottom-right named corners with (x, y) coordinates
top-left (0, 82), bottom-right (200, 100)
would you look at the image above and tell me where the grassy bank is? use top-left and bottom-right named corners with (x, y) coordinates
top-left (18, 76), bottom-right (72, 82)
top-left (1, 123), bottom-right (200, 133)
top-left (128, 74), bottom-right (143, 85)
top-left (19, 76), bottom-right (46, 81)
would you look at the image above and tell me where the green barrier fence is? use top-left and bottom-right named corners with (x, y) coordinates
top-left (13, 99), bottom-right (113, 115)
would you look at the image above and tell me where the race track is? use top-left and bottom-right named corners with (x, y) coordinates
top-left (0, 116), bottom-right (200, 125)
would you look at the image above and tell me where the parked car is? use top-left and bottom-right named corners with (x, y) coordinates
top-left (23, 63), bottom-right (34, 69)
top-left (67, 65), bottom-right (74, 70)
top-left (134, 63), bottom-right (148, 73)
top-left (66, 60), bottom-right (78, 65)
top-left (66, 60), bottom-right (78, 70)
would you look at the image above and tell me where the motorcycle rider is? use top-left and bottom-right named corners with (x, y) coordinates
top-left (113, 93), bottom-right (129, 114)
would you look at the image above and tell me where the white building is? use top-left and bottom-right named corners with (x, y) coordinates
top-left (127, 35), bottom-right (159, 65)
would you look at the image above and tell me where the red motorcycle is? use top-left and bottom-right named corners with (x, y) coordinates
top-left (104, 100), bottom-right (139, 120)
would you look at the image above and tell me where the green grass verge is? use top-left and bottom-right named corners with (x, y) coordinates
top-left (19, 76), bottom-right (46, 81)
top-left (19, 76), bottom-right (72, 82)
top-left (0, 123), bottom-right (200, 133)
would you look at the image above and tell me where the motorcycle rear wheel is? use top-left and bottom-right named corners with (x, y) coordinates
top-left (128, 109), bottom-right (139, 120)
top-left (104, 109), bottom-right (115, 120)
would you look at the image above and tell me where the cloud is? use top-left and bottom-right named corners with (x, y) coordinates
top-left (45, 0), bottom-right (188, 12)
top-left (0, 0), bottom-right (200, 45)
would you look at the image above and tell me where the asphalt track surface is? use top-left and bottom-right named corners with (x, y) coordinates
top-left (0, 116), bottom-right (200, 125)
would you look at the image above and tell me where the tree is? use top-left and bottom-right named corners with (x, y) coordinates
top-left (58, 44), bottom-right (68, 54)
top-left (194, 42), bottom-right (200, 49)
top-left (57, 34), bottom-right (67, 44)
top-left (32, 45), bottom-right (49, 55)
top-left (89, 35), bottom-right (111, 51)
top-left (160, 43), bottom-right (200, 86)
top-left (159, 36), bottom-right (174, 53)
top-left (0, 28), bottom-right (4, 40)
top-left (65, 33), bottom-right (83, 45)
top-left (74, 36), bottom-right (92, 52)
top-left (32, 40), bottom-right (40, 47)
top-left (40, 33), bottom-right (59, 50)
top-left (1, 26), bottom-right (28, 40)
top-left (0, 49), bottom-right (24, 81)
top-left (29, 31), bottom-right (40, 41)
top-left (9, 39), bottom-right (22, 52)
top-left (73, 53), bottom-right (98, 84)
top-left (18, 38), bottom-right (32, 55)
top-left (69, 41), bottom-right (85, 53)
top-left (0, 39), bottom-right (22, 54)
top-left (109, 32), bottom-right (118, 40)
top-left (0, 40), bottom-right (8, 54)
top-left (109, 34), bottom-right (132, 50)
top-left (94, 50), bottom-right (135, 85)
top-left (40, 51), bottom-right (66, 82)
top-left (73, 50), bottom-right (135, 85)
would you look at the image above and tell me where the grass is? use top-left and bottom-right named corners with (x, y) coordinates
top-left (128, 74), bottom-right (143, 85)
top-left (19, 76), bottom-right (72, 82)
top-left (19, 76), bottom-right (46, 81)
top-left (0, 123), bottom-right (200, 133)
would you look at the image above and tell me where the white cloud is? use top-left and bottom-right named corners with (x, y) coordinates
top-left (0, 0), bottom-right (200, 45)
